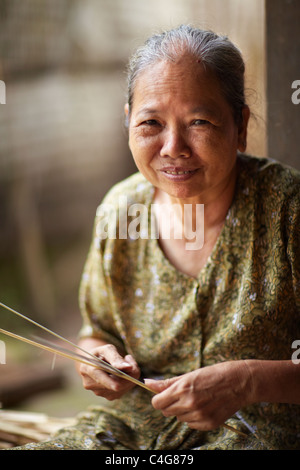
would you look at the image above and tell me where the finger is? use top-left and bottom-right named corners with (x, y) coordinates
top-left (151, 387), bottom-right (180, 410)
top-left (82, 376), bottom-right (125, 401)
top-left (81, 360), bottom-right (130, 393)
top-left (144, 376), bottom-right (180, 393)
top-left (94, 345), bottom-right (131, 370)
top-left (155, 400), bottom-right (204, 427)
top-left (121, 355), bottom-right (140, 378)
top-left (82, 368), bottom-right (134, 400)
top-left (144, 379), bottom-right (168, 393)
top-left (82, 367), bottom-right (117, 390)
top-left (80, 347), bottom-right (141, 396)
top-left (124, 354), bottom-right (138, 367)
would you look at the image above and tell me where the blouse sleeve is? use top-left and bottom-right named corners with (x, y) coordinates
top-left (285, 189), bottom-right (300, 311)
top-left (77, 208), bottom-right (125, 353)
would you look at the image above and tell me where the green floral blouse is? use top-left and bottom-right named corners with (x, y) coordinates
top-left (18, 155), bottom-right (300, 450)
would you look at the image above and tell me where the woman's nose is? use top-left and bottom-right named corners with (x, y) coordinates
top-left (160, 127), bottom-right (191, 159)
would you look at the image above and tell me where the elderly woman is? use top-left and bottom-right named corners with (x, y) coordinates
top-left (17, 25), bottom-right (300, 451)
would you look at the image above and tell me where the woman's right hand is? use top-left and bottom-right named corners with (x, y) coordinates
top-left (77, 339), bottom-right (141, 401)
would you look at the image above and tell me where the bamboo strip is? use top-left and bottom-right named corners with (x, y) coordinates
top-left (0, 327), bottom-right (153, 393)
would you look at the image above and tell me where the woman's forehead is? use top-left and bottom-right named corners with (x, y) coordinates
top-left (131, 58), bottom-right (227, 115)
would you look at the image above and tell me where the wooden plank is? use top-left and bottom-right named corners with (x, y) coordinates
top-left (0, 363), bottom-right (65, 407)
top-left (0, 410), bottom-right (76, 448)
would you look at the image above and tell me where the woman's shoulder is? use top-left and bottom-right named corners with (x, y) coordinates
top-left (238, 154), bottom-right (300, 201)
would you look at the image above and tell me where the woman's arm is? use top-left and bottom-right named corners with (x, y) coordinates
top-left (145, 359), bottom-right (300, 431)
top-left (245, 359), bottom-right (300, 405)
top-left (77, 337), bottom-right (141, 401)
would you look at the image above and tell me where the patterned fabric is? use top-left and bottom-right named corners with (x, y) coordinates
top-left (13, 154), bottom-right (300, 450)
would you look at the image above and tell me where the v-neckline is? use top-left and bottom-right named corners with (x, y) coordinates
top-left (146, 181), bottom-right (242, 284)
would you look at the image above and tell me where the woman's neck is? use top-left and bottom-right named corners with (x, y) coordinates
top-left (154, 164), bottom-right (237, 236)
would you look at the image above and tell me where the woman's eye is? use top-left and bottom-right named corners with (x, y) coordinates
top-left (142, 120), bottom-right (159, 126)
top-left (192, 119), bottom-right (209, 126)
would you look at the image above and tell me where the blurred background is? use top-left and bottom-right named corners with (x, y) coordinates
top-left (0, 0), bottom-right (299, 425)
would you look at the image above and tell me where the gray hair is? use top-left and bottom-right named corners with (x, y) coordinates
top-left (126, 25), bottom-right (247, 125)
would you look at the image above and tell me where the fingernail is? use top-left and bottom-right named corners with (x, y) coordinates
top-left (120, 361), bottom-right (131, 367)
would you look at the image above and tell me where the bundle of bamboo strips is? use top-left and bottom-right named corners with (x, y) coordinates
top-left (0, 410), bottom-right (76, 448)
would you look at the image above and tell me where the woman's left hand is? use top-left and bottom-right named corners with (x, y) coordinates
top-left (145, 361), bottom-right (253, 430)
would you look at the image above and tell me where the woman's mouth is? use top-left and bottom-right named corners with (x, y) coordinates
top-left (160, 167), bottom-right (198, 180)
top-left (164, 170), bottom-right (192, 175)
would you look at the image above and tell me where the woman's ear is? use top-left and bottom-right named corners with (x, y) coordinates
top-left (237, 105), bottom-right (250, 153)
top-left (124, 103), bottom-right (130, 128)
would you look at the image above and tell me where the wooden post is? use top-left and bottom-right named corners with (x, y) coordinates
top-left (265, 0), bottom-right (300, 169)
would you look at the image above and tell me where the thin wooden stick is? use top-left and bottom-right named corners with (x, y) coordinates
top-left (0, 302), bottom-right (153, 389)
top-left (222, 423), bottom-right (248, 438)
top-left (0, 327), bottom-right (153, 393)
top-left (0, 302), bottom-right (103, 365)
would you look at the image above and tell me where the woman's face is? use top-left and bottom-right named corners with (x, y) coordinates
top-left (126, 55), bottom-right (249, 204)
